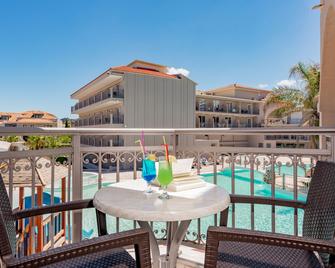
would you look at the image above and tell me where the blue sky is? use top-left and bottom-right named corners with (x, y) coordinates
top-left (0, 0), bottom-right (320, 118)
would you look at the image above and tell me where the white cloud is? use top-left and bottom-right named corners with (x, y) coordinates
top-left (258, 83), bottom-right (269, 89)
top-left (166, 67), bottom-right (190, 77)
top-left (276, 79), bottom-right (297, 88)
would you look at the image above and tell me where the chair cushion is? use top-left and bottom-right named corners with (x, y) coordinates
top-left (44, 248), bottom-right (136, 268)
top-left (217, 241), bottom-right (323, 268)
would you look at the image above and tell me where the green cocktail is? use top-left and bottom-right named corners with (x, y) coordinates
top-left (157, 159), bottom-right (173, 199)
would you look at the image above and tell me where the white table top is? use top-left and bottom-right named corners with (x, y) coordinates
top-left (93, 180), bottom-right (230, 222)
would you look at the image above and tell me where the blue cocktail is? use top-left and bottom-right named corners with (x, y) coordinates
top-left (142, 158), bottom-right (157, 193)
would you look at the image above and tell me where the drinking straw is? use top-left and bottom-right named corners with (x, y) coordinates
top-left (162, 136), bottom-right (169, 162)
top-left (141, 130), bottom-right (147, 154)
top-left (135, 139), bottom-right (145, 155)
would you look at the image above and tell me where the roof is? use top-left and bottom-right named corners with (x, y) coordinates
top-left (0, 110), bottom-right (57, 125)
top-left (111, 66), bottom-right (177, 79)
top-left (208, 83), bottom-right (272, 94)
top-left (127, 59), bottom-right (166, 68)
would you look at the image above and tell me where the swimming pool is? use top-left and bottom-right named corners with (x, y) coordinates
top-left (272, 164), bottom-right (310, 177)
top-left (79, 168), bottom-right (306, 240)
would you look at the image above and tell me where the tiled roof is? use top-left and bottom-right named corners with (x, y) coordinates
top-left (208, 83), bottom-right (272, 93)
top-left (112, 66), bottom-right (177, 79)
top-left (0, 110), bottom-right (57, 125)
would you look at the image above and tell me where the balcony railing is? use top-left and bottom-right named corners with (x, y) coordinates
top-left (196, 106), bottom-right (259, 115)
top-left (0, 127), bottom-right (334, 257)
top-left (71, 89), bottom-right (124, 113)
top-left (74, 115), bottom-right (125, 127)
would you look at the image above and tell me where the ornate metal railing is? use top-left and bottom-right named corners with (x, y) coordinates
top-left (0, 127), bottom-right (334, 255)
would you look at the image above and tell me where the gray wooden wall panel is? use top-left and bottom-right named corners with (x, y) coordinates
top-left (122, 73), bottom-right (196, 146)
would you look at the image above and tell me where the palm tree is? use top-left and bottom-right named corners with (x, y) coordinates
top-left (26, 136), bottom-right (48, 150)
top-left (25, 135), bottom-right (72, 150)
top-left (265, 62), bottom-right (320, 148)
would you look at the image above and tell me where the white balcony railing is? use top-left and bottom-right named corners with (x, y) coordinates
top-left (1, 127), bottom-right (335, 257)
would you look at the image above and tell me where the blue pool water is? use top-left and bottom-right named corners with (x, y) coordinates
top-left (273, 164), bottom-right (310, 177)
top-left (78, 167), bottom-right (307, 240)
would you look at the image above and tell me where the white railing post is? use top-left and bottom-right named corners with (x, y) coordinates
top-left (72, 135), bottom-right (83, 242)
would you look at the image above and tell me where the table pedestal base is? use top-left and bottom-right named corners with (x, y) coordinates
top-left (138, 220), bottom-right (191, 268)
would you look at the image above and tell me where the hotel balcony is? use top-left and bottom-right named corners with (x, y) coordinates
top-left (196, 105), bottom-right (260, 116)
top-left (71, 87), bottom-right (124, 115)
top-left (0, 127), bottom-right (334, 267)
top-left (74, 114), bottom-right (124, 128)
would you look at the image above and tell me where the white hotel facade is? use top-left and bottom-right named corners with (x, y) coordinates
top-left (71, 60), bottom-right (307, 148)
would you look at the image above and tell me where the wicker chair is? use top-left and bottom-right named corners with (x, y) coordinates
top-left (0, 175), bottom-right (151, 267)
top-left (205, 160), bottom-right (335, 268)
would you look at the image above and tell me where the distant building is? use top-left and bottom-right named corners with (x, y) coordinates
top-left (71, 60), bottom-right (196, 146)
top-left (258, 111), bottom-right (309, 149)
top-left (71, 60), bottom-right (310, 148)
top-left (195, 84), bottom-right (269, 147)
top-left (0, 111), bottom-right (59, 128)
top-left (195, 84), bottom-right (309, 148)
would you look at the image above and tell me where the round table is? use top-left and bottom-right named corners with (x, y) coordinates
top-left (93, 180), bottom-right (230, 268)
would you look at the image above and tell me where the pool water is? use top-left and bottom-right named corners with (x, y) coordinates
top-left (79, 168), bottom-right (306, 240)
top-left (272, 164), bottom-right (310, 177)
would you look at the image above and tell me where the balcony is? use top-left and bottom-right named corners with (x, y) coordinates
top-left (196, 105), bottom-right (259, 116)
top-left (0, 127), bottom-right (334, 266)
top-left (74, 114), bottom-right (125, 127)
top-left (72, 88), bottom-right (124, 114)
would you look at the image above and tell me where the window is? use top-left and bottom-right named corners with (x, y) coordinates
top-left (32, 113), bottom-right (43, 119)
top-left (198, 99), bottom-right (206, 111)
top-left (0, 115), bottom-right (10, 120)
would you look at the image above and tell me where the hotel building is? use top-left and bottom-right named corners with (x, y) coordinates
top-left (71, 61), bottom-right (309, 149)
top-left (71, 60), bottom-right (196, 146)
top-left (195, 84), bottom-right (269, 147)
top-left (195, 84), bottom-right (309, 148)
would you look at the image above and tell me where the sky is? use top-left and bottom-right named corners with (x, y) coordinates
top-left (0, 0), bottom-right (320, 119)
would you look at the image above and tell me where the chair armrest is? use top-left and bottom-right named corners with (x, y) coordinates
top-left (219, 195), bottom-right (306, 226)
top-left (205, 226), bottom-right (335, 268)
top-left (12, 199), bottom-right (94, 220)
top-left (230, 194), bottom-right (306, 209)
top-left (4, 228), bottom-right (151, 268)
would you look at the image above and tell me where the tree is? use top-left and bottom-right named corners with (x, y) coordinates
top-left (0, 136), bottom-right (20, 143)
top-left (265, 62), bottom-right (320, 148)
top-left (25, 136), bottom-right (72, 150)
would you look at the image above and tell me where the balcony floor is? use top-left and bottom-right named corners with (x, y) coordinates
top-left (128, 244), bottom-right (205, 267)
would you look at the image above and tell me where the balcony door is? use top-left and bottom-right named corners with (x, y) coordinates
top-left (247, 118), bottom-right (252, 127)
top-left (225, 117), bottom-right (232, 127)
top-left (227, 103), bottom-right (232, 113)
top-left (213, 116), bottom-right (219, 128)
top-left (198, 99), bottom-right (206, 111)
top-left (247, 104), bottom-right (252, 114)
top-left (199, 116), bottom-right (206, 127)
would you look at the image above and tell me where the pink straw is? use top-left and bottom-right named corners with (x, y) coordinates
top-left (141, 130), bottom-right (146, 154)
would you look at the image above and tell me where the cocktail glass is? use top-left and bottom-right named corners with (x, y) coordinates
top-left (142, 157), bottom-right (156, 193)
top-left (157, 158), bottom-right (173, 199)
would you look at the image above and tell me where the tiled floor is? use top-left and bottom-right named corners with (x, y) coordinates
top-left (128, 244), bottom-right (205, 267)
